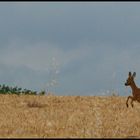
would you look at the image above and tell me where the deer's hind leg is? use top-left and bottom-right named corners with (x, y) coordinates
top-left (126, 96), bottom-right (134, 107)
top-left (130, 97), bottom-right (135, 108)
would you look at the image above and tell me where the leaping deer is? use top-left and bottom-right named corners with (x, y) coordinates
top-left (125, 72), bottom-right (140, 107)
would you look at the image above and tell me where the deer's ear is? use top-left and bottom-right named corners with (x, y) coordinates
top-left (133, 72), bottom-right (136, 78)
top-left (129, 72), bottom-right (131, 77)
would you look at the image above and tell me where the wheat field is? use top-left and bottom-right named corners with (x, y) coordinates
top-left (0, 94), bottom-right (140, 138)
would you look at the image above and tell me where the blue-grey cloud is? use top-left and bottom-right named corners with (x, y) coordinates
top-left (1, 2), bottom-right (140, 48)
top-left (0, 2), bottom-right (140, 95)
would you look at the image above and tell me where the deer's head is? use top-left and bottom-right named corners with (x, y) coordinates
top-left (125, 72), bottom-right (136, 86)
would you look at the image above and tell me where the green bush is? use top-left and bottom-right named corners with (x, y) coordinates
top-left (0, 84), bottom-right (37, 95)
top-left (39, 90), bottom-right (46, 95)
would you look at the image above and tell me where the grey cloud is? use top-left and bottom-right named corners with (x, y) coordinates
top-left (0, 3), bottom-right (140, 95)
top-left (0, 39), bottom-right (139, 95)
top-left (1, 2), bottom-right (140, 49)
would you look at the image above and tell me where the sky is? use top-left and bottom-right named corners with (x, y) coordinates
top-left (0, 2), bottom-right (140, 95)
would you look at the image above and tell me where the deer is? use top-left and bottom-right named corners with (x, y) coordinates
top-left (125, 72), bottom-right (140, 107)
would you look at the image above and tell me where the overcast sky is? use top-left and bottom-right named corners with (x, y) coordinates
top-left (0, 2), bottom-right (140, 95)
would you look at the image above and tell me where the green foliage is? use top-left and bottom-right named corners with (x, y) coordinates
top-left (0, 84), bottom-right (37, 95)
top-left (38, 90), bottom-right (46, 95)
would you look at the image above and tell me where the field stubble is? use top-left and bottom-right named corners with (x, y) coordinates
top-left (0, 94), bottom-right (139, 138)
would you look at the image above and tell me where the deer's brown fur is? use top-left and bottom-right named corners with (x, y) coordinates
top-left (125, 72), bottom-right (140, 107)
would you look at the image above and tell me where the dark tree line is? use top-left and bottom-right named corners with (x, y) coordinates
top-left (0, 84), bottom-right (38, 95)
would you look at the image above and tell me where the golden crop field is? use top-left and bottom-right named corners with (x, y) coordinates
top-left (0, 94), bottom-right (140, 138)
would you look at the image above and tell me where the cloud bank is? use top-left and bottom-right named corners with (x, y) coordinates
top-left (0, 2), bottom-right (140, 95)
top-left (0, 39), bottom-right (139, 95)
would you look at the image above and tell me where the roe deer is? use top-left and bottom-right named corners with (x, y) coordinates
top-left (125, 72), bottom-right (140, 107)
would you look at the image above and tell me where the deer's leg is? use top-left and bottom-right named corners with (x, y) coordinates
top-left (131, 97), bottom-right (135, 108)
top-left (126, 96), bottom-right (133, 107)
top-left (131, 99), bottom-right (134, 108)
